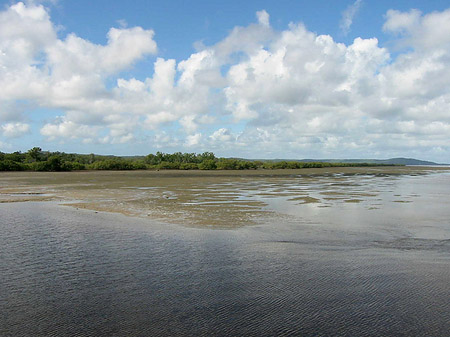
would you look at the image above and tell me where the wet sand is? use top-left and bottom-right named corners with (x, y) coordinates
top-left (0, 166), bottom-right (449, 228)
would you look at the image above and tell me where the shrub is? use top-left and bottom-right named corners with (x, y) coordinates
top-left (0, 160), bottom-right (26, 171)
top-left (157, 161), bottom-right (180, 170)
top-left (180, 163), bottom-right (198, 170)
top-left (88, 160), bottom-right (135, 170)
top-left (198, 159), bottom-right (217, 170)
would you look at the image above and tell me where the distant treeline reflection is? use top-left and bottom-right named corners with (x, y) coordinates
top-left (0, 147), bottom-right (395, 171)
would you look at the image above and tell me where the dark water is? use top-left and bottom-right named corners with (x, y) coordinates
top-left (1, 172), bottom-right (450, 336)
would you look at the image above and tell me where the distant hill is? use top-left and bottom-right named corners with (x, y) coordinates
top-left (375, 158), bottom-right (443, 166)
top-left (263, 158), bottom-right (446, 166)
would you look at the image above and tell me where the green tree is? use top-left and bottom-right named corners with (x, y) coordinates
top-left (47, 155), bottom-right (64, 171)
top-left (27, 147), bottom-right (43, 162)
top-left (198, 152), bottom-right (216, 162)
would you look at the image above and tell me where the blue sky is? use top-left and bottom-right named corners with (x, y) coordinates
top-left (1, 0), bottom-right (450, 161)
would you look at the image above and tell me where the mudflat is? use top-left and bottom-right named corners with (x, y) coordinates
top-left (1, 166), bottom-right (449, 228)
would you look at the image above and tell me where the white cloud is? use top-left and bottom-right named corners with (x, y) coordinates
top-left (384, 8), bottom-right (450, 50)
top-left (0, 2), bottom-right (56, 64)
top-left (179, 115), bottom-right (199, 134)
top-left (41, 118), bottom-right (99, 141)
top-left (256, 10), bottom-right (270, 27)
top-left (210, 128), bottom-right (234, 142)
top-left (1, 122), bottom-right (30, 138)
top-left (99, 133), bottom-right (134, 145)
top-left (383, 9), bottom-right (421, 35)
top-left (45, 26), bottom-right (157, 78)
top-left (340, 0), bottom-right (363, 35)
top-left (185, 133), bottom-right (202, 147)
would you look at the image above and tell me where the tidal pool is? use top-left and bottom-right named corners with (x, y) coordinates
top-left (1, 167), bottom-right (449, 336)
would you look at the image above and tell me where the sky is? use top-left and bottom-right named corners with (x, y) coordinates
top-left (1, 0), bottom-right (450, 161)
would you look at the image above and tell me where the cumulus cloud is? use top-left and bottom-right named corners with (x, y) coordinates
top-left (383, 8), bottom-right (450, 50)
top-left (185, 133), bottom-right (202, 147)
top-left (210, 128), bottom-right (234, 143)
top-left (1, 122), bottom-right (31, 138)
top-left (41, 118), bottom-right (99, 142)
top-left (1, 2), bottom-right (450, 160)
top-left (47, 26), bottom-right (157, 78)
top-left (383, 9), bottom-right (421, 35)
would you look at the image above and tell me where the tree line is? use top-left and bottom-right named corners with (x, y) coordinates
top-left (0, 147), bottom-right (392, 172)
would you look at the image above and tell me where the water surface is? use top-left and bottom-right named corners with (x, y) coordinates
top-left (1, 168), bottom-right (449, 336)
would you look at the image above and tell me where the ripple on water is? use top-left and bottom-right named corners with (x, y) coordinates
top-left (1, 170), bottom-right (450, 336)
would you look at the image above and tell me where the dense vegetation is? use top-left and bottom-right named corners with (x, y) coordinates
top-left (0, 147), bottom-right (394, 172)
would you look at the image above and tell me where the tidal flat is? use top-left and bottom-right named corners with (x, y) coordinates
top-left (1, 166), bottom-right (450, 228)
top-left (1, 166), bottom-right (450, 336)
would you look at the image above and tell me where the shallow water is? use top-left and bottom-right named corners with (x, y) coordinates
top-left (1, 166), bottom-right (449, 229)
top-left (1, 168), bottom-right (450, 336)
